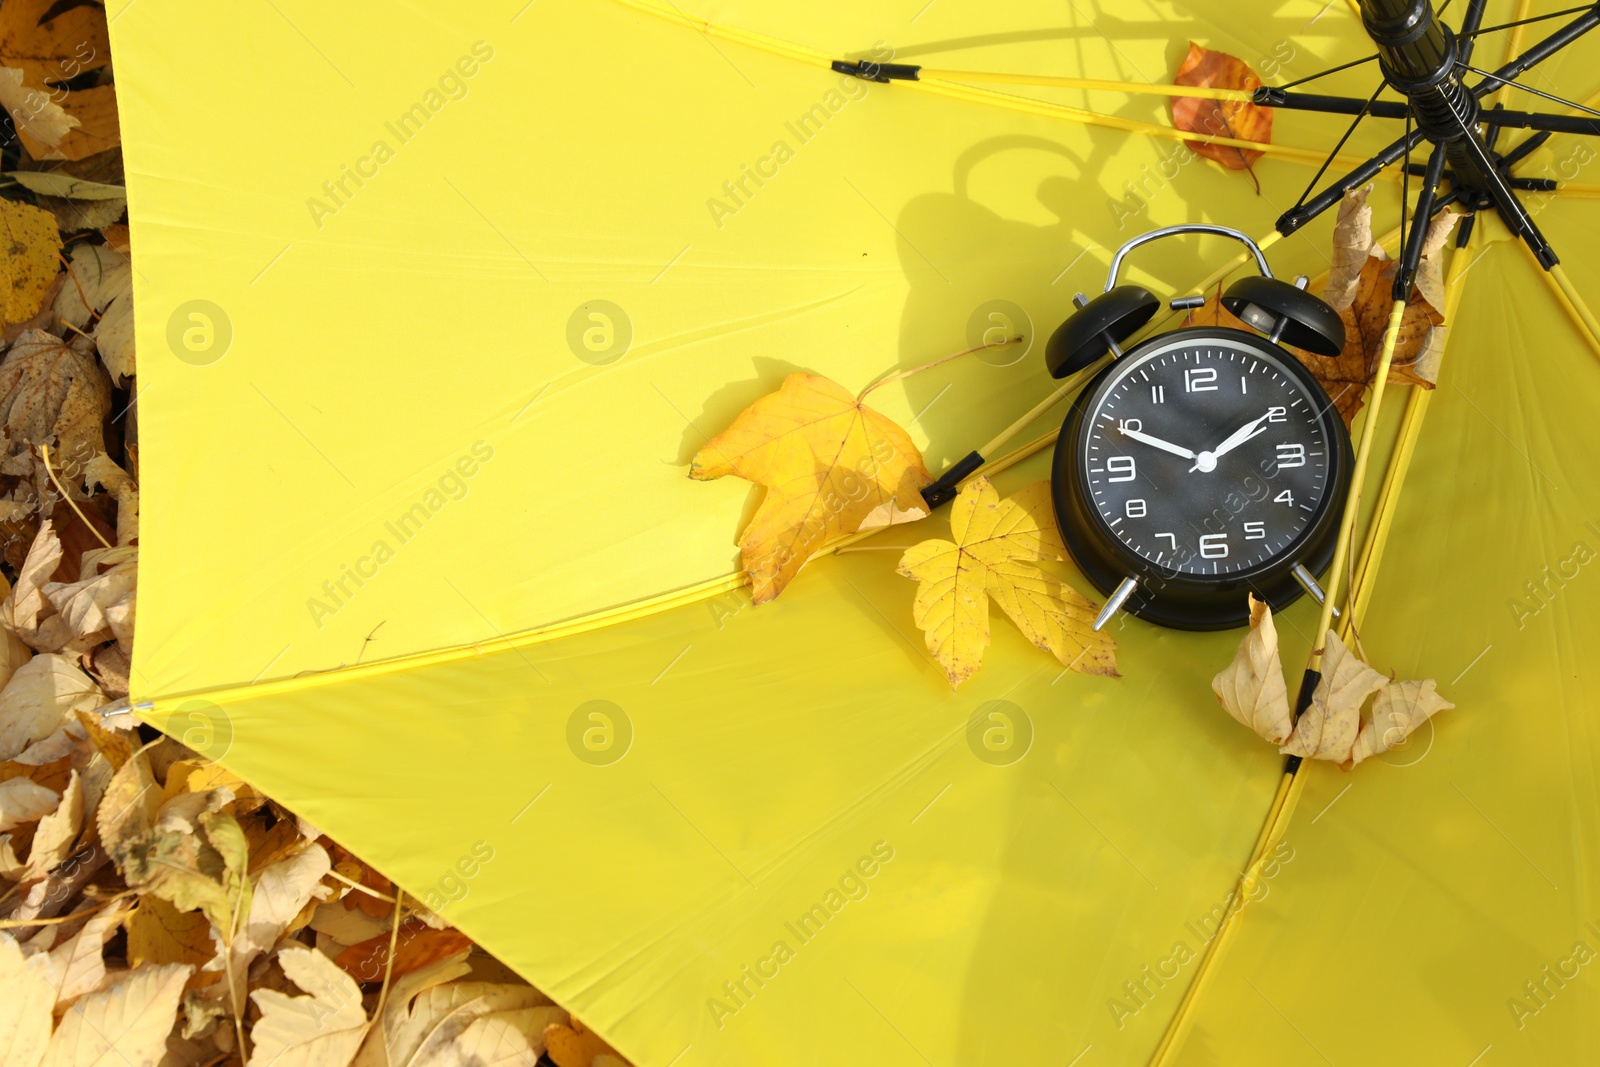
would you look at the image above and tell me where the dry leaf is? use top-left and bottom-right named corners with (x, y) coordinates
top-left (0, 653), bottom-right (103, 760)
top-left (0, 200), bottom-right (59, 337)
top-left (1279, 630), bottom-right (1389, 762)
top-left (0, 774), bottom-right (56, 831)
top-left (40, 901), bottom-right (123, 1007)
top-left (1348, 678), bottom-right (1455, 766)
top-left (163, 760), bottom-right (265, 816)
top-left (54, 245), bottom-right (133, 385)
top-left (690, 372), bottom-right (930, 603)
top-left (310, 901), bottom-right (391, 948)
top-left (1293, 186), bottom-right (1461, 426)
top-left (1212, 595), bottom-right (1293, 745)
top-left (336, 921), bottom-right (473, 985)
top-left (227, 844), bottom-right (332, 983)
top-left (0, 0), bottom-right (115, 161)
top-left (0, 933), bottom-right (54, 1067)
top-left (0, 331), bottom-right (112, 516)
top-left (125, 895), bottom-right (215, 971)
top-left (897, 476), bottom-right (1116, 688)
top-left (351, 951), bottom-right (474, 1067)
top-left (247, 946), bottom-right (370, 1067)
top-left (0, 767), bottom-right (81, 879)
top-left (80, 454), bottom-right (136, 547)
top-left (1172, 42), bottom-right (1272, 182)
top-left (38, 963), bottom-right (190, 1067)
top-left (544, 1017), bottom-right (625, 1067)
top-left (73, 709), bottom-right (132, 770)
top-left (355, 981), bottom-right (558, 1067)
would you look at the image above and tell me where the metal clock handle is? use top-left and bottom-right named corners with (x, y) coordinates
top-left (1103, 224), bottom-right (1275, 291)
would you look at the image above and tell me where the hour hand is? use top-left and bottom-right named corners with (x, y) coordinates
top-left (1120, 427), bottom-right (1196, 460)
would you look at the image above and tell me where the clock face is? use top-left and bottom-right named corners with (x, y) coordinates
top-left (1078, 334), bottom-right (1334, 578)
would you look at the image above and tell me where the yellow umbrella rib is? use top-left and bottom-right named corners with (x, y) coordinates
top-left (1343, 235), bottom-right (1481, 633)
top-left (915, 69), bottom-right (1255, 101)
top-left (1538, 253), bottom-right (1600, 362)
top-left (607, 0), bottom-right (1390, 172)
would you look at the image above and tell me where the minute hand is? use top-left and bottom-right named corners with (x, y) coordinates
top-left (1120, 427), bottom-right (1196, 460)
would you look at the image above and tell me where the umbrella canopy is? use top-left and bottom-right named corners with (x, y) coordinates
top-left (112, 0), bottom-right (1600, 1063)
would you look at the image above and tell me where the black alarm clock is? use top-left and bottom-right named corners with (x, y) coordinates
top-left (1046, 225), bottom-right (1353, 631)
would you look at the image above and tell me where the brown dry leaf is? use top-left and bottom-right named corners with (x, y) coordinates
top-left (0, 331), bottom-right (112, 516)
top-left (246, 945), bottom-right (370, 1067)
top-left (336, 920), bottom-right (473, 985)
top-left (1279, 630), bottom-right (1390, 762)
top-left (351, 980), bottom-right (559, 1067)
top-left (54, 244), bottom-right (133, 385)
top-left (72, 708), bottom-right (132, 770)
top-left (690, 372), bottom-right (931, 603)
top-left (81, 454), bottom-right (136, 546)
top-left (898, 476), bottom-right (1116, 688)
top-left (125, 895), bottom-right (216, 971)
top-left (0, 0), bottom-right (115, 161)
top-left (223, 843), bottom-right (332, 996)
top-left (545, 1017), bottom-right (625, 1067)
top-left (0, 199), bottom-right (59, 334)
top-left (38, 963), bottom-right (190, 1067)
top-left (1212, 595), bottom-right (1293, 746)
top-left (1172, 42), bottom-right (1272, 184)
top-left (1293, 186), bottom-right (1461, 426)
top-left (0, 774), bottom-right (56, 831)
top-left (1348, 678), bottom-right (1455, 766)
top-left (101, 225), bottom-right (128, 254)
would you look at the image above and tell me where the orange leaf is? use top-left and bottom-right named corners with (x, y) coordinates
top-left (545, 1016), bottom-right (628, 1067)
top-left (1172, 42), bottom-right (1272, 179)
top-left (691, 373), bottom-right (931, 603)
top-left (333, 918), bottom-right (471, 983)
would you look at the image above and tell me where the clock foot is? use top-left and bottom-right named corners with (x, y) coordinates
top-left (1093, 576), bottom-right (1139, 632)
top-left (1291, 563), bottom-right (1341, 619)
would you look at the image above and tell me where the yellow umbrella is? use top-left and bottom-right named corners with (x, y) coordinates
top-left (111, 0), bottom-right (1600, 1062)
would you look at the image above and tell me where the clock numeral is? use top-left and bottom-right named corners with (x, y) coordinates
top-left (1275, 442), bottom-right (1306, 469)
top-left (1185, 366), bottom-right (1218, 392)
top-left (1156, 532), bottom-right (1178, 550)
top-left (1244, 521), bottom-right (1266, 540)
top-left (1199, 532), bottom-right (1229, 559)
top-left (1125, 498), bottom-right (1147, 519)
top-left (1151, 385), bottom-right (1166, 404)
top-left (1118, 418), bottom-right (1143, 434)
top-left (1106, 455), bottom-right (1137, 483)
top-left (1267, 405), bottom-right (1287, 423)
top-left (1274, 489), bottom-right (1295, 506)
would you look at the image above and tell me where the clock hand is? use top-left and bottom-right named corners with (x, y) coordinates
top-left (1189, 412), bottom-right (1272, 472)
top-left (1119, 427), bottom-right (1196, 460)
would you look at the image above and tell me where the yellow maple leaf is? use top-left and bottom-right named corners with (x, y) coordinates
top-left (897, 477), bottom-right (1116, 688)
top-left (691, 372), bottom-right (931, 604)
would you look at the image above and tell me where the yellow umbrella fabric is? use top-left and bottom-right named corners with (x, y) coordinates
top-left (109, 0), bottom-right (1600, 1063)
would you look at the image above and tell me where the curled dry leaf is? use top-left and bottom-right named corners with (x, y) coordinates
top-left (1172, 42), bottom-right (1272, 180)
top-left (0, 767), bottom-right (80, 880)
top-left (1279, 629), bottom-right (1389, 763)
top-left (1292, 185), bottom-right (1461, 426)
top-left (246, 946), bottom-right (370, 1067)
top-left (38, 963), bottom-right (191, 1067)
top-left (55, 245), bottom-right (134, 385)
top-left (0, 330), bottom-right (112, 517)
top-left (898, 476), bottom-right (1116, 688)
top-left (1348, 678), bottom-right (1455, 766)
top-left (0, 200), bottom-right (60, 336)
top-left (1211, 595), bottom-right (1292, 746)
top-left (690, 372), bottom-right (931, 603)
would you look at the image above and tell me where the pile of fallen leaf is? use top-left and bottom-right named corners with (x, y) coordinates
top-left (0, 5), bottom-right (635, 1066)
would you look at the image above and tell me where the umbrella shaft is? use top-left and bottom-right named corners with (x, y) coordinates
top-left (1358, 0), bottom-right (1484, 184)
